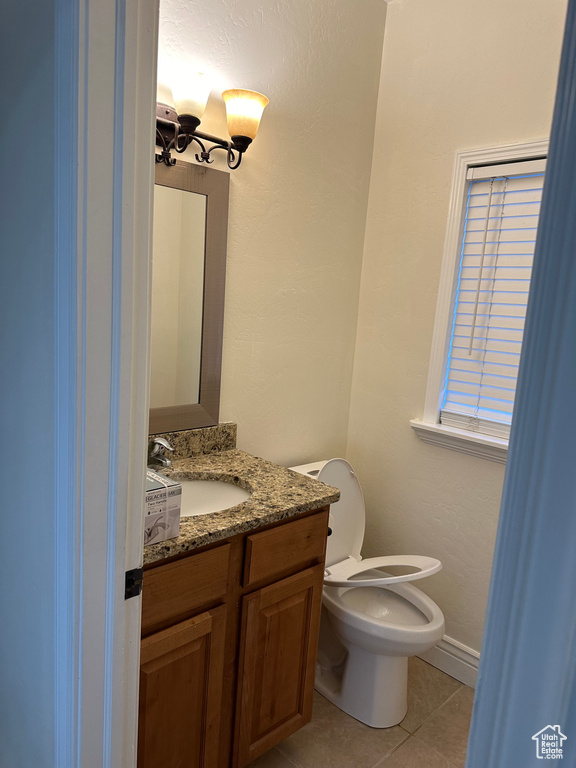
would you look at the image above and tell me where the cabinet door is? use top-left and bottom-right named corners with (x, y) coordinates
top-left (138, 605), bottom-right (226, 768)
top-left (235, 565), bottom-right (324, 767)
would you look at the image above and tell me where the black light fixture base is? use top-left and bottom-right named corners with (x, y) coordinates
top-left (230, 135), bottom-right (253, 154)
top-left (178, 114), bottom-right (202, 134)
top-left (156, 102), bottom-right (178, 122)
top-left (155, 103), bottom-right (178, 147)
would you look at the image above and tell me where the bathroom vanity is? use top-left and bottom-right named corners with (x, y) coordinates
top-left (145, 155), bottom-right (339, 766)
top-left (138, 441), bottom-right (339, 768)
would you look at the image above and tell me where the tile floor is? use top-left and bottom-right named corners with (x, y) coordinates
top-left (248, 658), bottom-right (474, 768)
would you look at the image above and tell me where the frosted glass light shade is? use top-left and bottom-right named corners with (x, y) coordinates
top-left (157, 81), bottom-right (175, 109)
top-left (222, 89), bottom-right (269, 140)
top-left (172, 71), bottom-right (211, 119)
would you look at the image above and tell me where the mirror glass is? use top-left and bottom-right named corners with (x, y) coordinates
top-left (149, 160), bottom-right (229, 435)
top-left (150, 185), bottom-right (206, 408)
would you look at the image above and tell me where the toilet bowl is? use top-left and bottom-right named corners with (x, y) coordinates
top-left (290, 458), bottom-right (445, 728)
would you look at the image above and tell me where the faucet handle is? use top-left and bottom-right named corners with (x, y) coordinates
top-left (149, 437), bottom-right (174, 456)
top-left (148, 437), bottom-right (175, 467)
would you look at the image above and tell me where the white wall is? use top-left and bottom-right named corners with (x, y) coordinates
top-left (347, 0), bottom-right (568, 653)
top-left (158, 0), bottom-right (387, 465)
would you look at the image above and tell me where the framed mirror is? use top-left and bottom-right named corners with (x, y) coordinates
top-left (149, 159), bottom-right (229, 434)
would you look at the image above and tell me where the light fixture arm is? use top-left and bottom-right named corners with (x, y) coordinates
top-left (155, 119), bottom-right (178, 166)
top-left (155, 111), bottom-right (248, 170)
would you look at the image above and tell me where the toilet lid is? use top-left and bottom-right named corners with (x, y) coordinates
top-left (317, 458), bottom-right (365, 568)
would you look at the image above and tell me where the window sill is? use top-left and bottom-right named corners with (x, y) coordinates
top-left (410, 419), bottom-right (508, 464)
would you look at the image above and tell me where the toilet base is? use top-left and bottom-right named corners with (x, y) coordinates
top-left (316, 646), bottom-right (408, 728)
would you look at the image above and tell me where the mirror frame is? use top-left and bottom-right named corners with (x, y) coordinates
top-left (149, 159), bottom-right (230, 434)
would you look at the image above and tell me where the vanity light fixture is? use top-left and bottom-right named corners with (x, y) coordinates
top-left (155, 76), bottom-right (269, 170)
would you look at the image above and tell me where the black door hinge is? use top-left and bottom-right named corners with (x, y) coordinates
top-left (125, 567), bottom-right (144, 600)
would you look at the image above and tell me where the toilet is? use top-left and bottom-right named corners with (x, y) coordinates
top-left (290, 458), bottom-right (445, 728)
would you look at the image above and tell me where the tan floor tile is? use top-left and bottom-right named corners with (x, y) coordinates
top-left (377, 735), bottom-right (458, 768)
top-left (401, 658), bottom-right (462, 733)
top-left (277, 692), bottom-right (408, 768)
top-left (414, 686), bottom-right (475, 768)
top-left (248, 746), bottom-right (299, 768)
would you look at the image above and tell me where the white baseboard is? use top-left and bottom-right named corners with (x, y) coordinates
top-left (418, 635), bottom-right (480, 688)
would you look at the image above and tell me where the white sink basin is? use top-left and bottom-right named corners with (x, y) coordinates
top-left (179, 478), bottom-right (251, 517)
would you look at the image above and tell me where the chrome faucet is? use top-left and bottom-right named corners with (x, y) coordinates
top-left (148, 437), bottom-right (174, 468)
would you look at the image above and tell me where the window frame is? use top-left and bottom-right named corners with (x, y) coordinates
top-left (411, 139), bottom-right (548, 464)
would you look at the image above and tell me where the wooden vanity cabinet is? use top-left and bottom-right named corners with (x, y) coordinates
top-left (235, 565), bottom-right (324, 766)
top-left (138, 507), bottom-right (329, 768)
top-left (138, 606), bottom-right (226, 768)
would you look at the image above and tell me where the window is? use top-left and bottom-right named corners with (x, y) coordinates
top-left (412, 141), bottom-right (548, 462)
top-left (441, 158), bottom-right (546, 439)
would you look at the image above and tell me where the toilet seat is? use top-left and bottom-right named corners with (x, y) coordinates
top-left (324, 554), bottom-right (442, 587)
top-left (314, 458), bottom-right (442, 586)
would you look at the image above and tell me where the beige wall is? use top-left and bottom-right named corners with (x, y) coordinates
top-left (158, 0), bottom-right (387, 465)
top-left (347, 0), bottom-right (567, 652)
top-left (158, 0), bottom-right (568, 654)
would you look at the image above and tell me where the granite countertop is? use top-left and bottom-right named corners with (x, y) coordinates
top-left (143, 450), bottom-right (340, 566)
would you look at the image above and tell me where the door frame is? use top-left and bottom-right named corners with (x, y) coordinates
top-left (55, 0), bottom-right (158, 765)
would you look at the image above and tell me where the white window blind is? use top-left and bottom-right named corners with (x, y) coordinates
top-left (441, 158), bottom-right (546, 439)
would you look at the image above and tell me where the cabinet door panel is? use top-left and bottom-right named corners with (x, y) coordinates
top-left (138, 605), bottom-right (226, 768)
top-left (235, 565), bottom-right (324, 767)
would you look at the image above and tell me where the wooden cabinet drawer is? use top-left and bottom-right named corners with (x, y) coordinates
top-left (243, 509), bottom-right (328, 588)
top-left (142, 543), bottom-right (230, 634)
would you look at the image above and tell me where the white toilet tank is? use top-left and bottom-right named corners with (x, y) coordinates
top-left (289, 460), bottom-right (329, 478)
